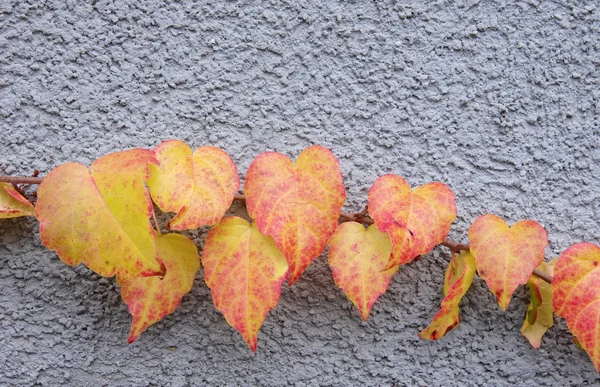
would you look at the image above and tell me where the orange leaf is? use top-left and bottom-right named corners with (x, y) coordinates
top-left (521, 260), bottom-right (555, 349)
top-left (147, 140), bottom-right (240, 230)
top-left (0, 182), bottom-right (35, 218)
top-left (327, 222), bottom-right (398, 320)
top-left (119, 233), bottom-right (199, 343)
top-left (202, 216), bottom-right (288, 351)
top-left (552, 242), bottom-right (600, 371)
top-left (419, 251), bottom-right (476, 340)
top-left (36, 149), bottom-right (164, 279)
top-left (468, 214), bottom-right (548, 311)
top-left (245, 145), bottom-right (345, 285)
top-left (368, 174), bottom-right (456, 269)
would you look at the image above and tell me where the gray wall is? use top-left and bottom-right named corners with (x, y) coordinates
top-left (1, 0), bottom-right (599, 385)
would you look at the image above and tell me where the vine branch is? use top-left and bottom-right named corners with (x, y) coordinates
top-left (1, 174), bottom-right (554, 284)
top-left (0, 175), bottom-right (44, 185)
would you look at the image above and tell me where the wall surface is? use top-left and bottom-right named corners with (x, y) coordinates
top-left (1, 0), bottom-right (600, 385)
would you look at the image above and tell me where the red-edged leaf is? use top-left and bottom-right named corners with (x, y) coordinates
top-left (552, 242), bottom-right (600, 371)
top-left (468, 214), bottom-right (548, 311)
top-left (521, 260), bottom-right (555, 348)
top-left (368, 174), bottom-right (456, 269)
top-left (419, 251), bottom-right (476, 340)
top-left (202, 216), bottom-right (288, 351)
top-left (0, 182), bottom-right (35, 218)
top-left (327, 222), bottom-right (397, 320)
top-left (119, 233), bottom-right (199, 343)
top-left (36, 149), bottom-right (164, 279)
top-left (245, 145), bottom-right (345, 285)
top-left (147, 140), bottom-right (239, 230)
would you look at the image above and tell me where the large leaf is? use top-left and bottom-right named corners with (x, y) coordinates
top-left (552, 242), bottom-right (600, 371)
top-left (147, 140), bottom-right (240, 230)
top-left (0, 182), bottom-right (35, 218)
top-left (245, 145), bottom-right (346, 285)
top-left (36, 149), bottom-right (164, 279)
top-left (119, 233), bottom-right (199, 343)
top-left (327, 222), bottom-right (398, 320)
top-left (419, 251), bottom-right (476, 340)
top-left (468, 214), bottom-right (547, 311)
top-left (521, 260), bottom-right (555, 348)
top-left (202, 216), bottom-right (288, 351)
top-left (368, 174), bottom-right (456, 269)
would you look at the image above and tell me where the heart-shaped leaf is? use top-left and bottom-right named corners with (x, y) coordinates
top-left (553, 242), bottom-right (600, 371)
top-left (327, 222), bottom-right (398, 320)
top-left (368, 174), bottom-right (456, 269)
top-left (36, 149), bottom-right (163, 279)
top-left (245, 145), bottom-right (345, 285)
top-left (202, 216), bottom-right (288, 351)
top-left (147, 140), bottom-right (240, 230)
top-left (468, 214), bottom-right (548, 311)
top-left (119, 233), bottom-right (199, 343)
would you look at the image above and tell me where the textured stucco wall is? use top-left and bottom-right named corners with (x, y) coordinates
top-left (1, 0), bottom-right (600, 385)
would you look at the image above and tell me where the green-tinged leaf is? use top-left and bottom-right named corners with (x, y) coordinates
top-left (521, 260), bottom-right (556, 348)
top-left (36, 149), bottom-right (164, 279)
top-left (419, 251), bottom-right (476, 340)
top-left (0, 182), bottom-right (35, 218)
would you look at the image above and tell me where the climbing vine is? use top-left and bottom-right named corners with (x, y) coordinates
top-left (1, 140), bottom-right (598, 370)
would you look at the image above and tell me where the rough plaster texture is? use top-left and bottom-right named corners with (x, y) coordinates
top-left (1, 0), bottom-right (599, 385)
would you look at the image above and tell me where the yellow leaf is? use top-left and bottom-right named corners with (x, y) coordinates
top-left (147, 140), bottom-right (240, 230)
top-left (36, 149), bottom-right (163, 279)
top-left (521, 260), bottom-right (555, 348)
top-left (468, 214), bottom-right (548, 311)
top-left (328, 222), bottom-right (398, 320)
top-left (245, 145), bottom-right (345, 285)
top-left (119, 233), bottom-right (199, 343)
top-left (0, 183), bottom-right (34, 218)
top-left (419, 251), bottom-right (476, 340)
top-left (368, 175), bottom-right (457, 269)
top-left (202, 216), bottom-right (288, 351)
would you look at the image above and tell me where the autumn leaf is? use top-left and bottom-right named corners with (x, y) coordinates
top-left (327, 222), bottom-right (398, 320)
top-left (552, 242), bottom-right (600, 371)
top-left (36, 148), bottom-right (164, 279)
top-left (244, 145), bottom-right (345, 285)
top-left (368, 174), bottom-right (456, 269)
top-left (0, 182), bottom-right (35, 218)
top-left (202, 216), bottom-right (288, 351)
top-left (146, 140), bottom-right (240, 230)
top-left (468, 214), bottom-right (548, 311)
top-left (119, 233), bottom-right (199, 343)
top-left (419, 251), bottom-right (476, 340)
top-left (521, 260), bottom-right (556, 348)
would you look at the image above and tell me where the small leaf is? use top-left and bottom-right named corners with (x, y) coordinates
top-left (552, 242), bottom-right (600, 371)
top-left (368, 174), bottom-right (456, 269)
top-left (202, 216), bottom-right (288, 351)
top-left (147, 140), bottom-right (240, 230)
top-left (521, 260), bottom-right (556, 348)
top-left (0, 183), bottom-right (35, 218)
top-left (245, 145), bottom-right (345, 285)
top-left (468, 214), bottom-right (548, 311)
top-left (419, 251), bottom-right (476, 340)
top-left (119, 233), bottom-right (199, 343)
top-left (36, 149), bottom-right (164, 279)
top-left (327, 222), bottom-right (398, 320)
